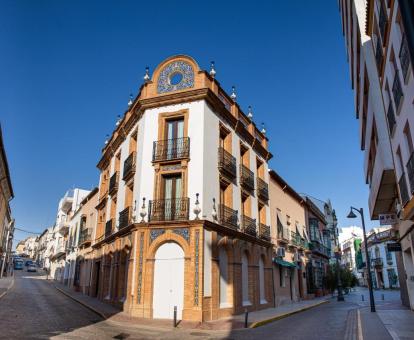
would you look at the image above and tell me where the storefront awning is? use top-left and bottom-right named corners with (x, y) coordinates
top-left (273, 258), bottom-right (298, 268)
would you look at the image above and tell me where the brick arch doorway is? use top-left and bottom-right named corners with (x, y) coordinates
top-left (152, 242), bottom-right (185, 320)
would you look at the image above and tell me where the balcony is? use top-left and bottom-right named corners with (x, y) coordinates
top-left (61, 190), bottom-right (74, 213)
top-left (290, 231), bottom-right (301, 247)
top-left (152, 137), bottom-right (190, 162)
top-left (257, 177), bottom-right (269, 201)
top-left (218, 147), bottom-right (237, 179)
top-left (218, 204), bottom-right (238, 230)
top-left (54, 241), bottom-right (67, 257)
top-left (371, 257), bottom-right (383, 268)
top-left (58, 220), bottom-right (70, 235)
top-left (241, 215), bottom-right (256, 237)
top-left (109, 172), bottom-right (118, 196)
top-left (105, 219), bottom-right (113, 238)
top-left (399, 173), bottom-right (410, 207)
top-left (277, 226), bottom-right (290, 243)
top-left (309, 241), bottom-right (330, 258)
top-left (123, 152), bottom-right (136, 181)
top-left (240, 164), bottom-right (254, 192)
top-left (148, 198), bottom-right (190, 222)
top-left (367, 142), bottom-right (397, 219)
top-left (259, 223), bottom-right (270, 241)
top-left (79, 228), bottom-right (92, 246)
top-left (392, 73), bottom-right (403, 111)
top-left (119, 206), bottom-right (132, 230)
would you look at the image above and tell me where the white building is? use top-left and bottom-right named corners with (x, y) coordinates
top-left (339, 226), bottom-right (364, 282)
top-left (361, 226), bottom-right (399, 289)
top-left (49, 188), bottom-right (90, 282)
top-left (340, 0), bottom-right (414, 308)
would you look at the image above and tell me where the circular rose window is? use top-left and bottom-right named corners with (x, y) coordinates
top-left (169, 72), bottom-right (183, 85)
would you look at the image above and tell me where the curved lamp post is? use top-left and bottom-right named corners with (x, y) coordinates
top-left (347, 206), bottom-right (376, 312)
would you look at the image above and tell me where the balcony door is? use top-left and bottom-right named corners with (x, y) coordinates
top-left (163, 174), bottom-right (182, 220)
top-left (166, 118), bottom-right (184, 160)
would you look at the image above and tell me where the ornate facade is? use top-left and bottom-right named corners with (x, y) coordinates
top-left (90, 55), bottom-right (274, 321)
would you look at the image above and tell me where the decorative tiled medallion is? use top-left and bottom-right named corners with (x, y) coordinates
top-left (194, 230), bottom-right (200, 306)
top-left (157, 61), bottom-right (194, 94)
top-left (173, 228), bottom-right (189, 243)
top-left (149, 229), bottom-right (165, 243)
top-left (137, 232), bottom-right (144, 304)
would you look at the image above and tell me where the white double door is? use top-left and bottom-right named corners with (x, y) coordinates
top-left (153, 242), bottom-right (185, 320)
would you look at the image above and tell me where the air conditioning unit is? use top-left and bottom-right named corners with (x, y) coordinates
top-left (277, 247), bottom-right (285, 258)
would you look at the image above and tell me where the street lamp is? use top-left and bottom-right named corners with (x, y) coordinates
top-left (334, 247), bottom-right (345, 301)
top-left (347, 206), bottom-right (376, 312)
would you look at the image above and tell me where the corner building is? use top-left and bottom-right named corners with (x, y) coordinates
top-left (91, 55), bottom-right (273, 321)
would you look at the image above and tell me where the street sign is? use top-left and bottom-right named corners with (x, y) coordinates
top-left (379, 213), bottom-right (398, 226)
top-left (387, 242), bottom-right (402, 252)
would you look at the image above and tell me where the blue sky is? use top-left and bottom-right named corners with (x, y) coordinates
top-left (0, 1), bottom-right (373, 245)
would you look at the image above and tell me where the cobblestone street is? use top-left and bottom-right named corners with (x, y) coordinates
top-left (3, 271), bottom-right (412, 339)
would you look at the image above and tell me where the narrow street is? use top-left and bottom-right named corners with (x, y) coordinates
top-left (1, 270), bottom-right (408, 339)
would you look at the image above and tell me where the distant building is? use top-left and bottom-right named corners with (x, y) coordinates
top-left (361, 226), bottom-right (399, 289)
top-left (49, 188), bottom-right (90, 282)
top-left (339, 226), bottom-right (364, 283)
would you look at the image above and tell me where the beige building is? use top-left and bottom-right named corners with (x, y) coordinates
top-left (269, 170), bottom-right (310, 305)
top-left (0, 124), bottom-right (13, 274)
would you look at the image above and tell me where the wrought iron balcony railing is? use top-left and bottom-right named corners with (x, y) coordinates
top-left (105, 219), bottom-right (113, 238)
top-left (399, 172), bottom-right (410, 206)
top-left (309, 241), bottom-right (330, 257)
top-left (218, 204), bottom-right (238, 230)
top-left (242, 215), bottom-right (256, 237)
top-left (119, 206), bottom-right (131, 230)
top-left (109, 172), bottom-right (118, 195)
top-left (257, 177), bottom-right (269, 201)
top-left (218, 147), bottom-right (237, 179)
top-left (79, 228), bottom-right (92, 245)
top-left (407, 153), bottom-right (414, 194)
top-left (152, 137), bottom-right (190, 162)
top-left (123, 152), bottom-right (136, 180)
top-left (392, 73), bottom-right (403, 111)
top-left (277, 226), bottom-right (290, 242)
top-left (290, 231), bottom-right (301, 247)
top-left (240, 164), bottom-right (255, 192)
top-left (148, 197), bottom-right (190, 222)
top-left (371, 257), bottom-right (383, 267)
top-left (387, 101), bottom-right (396, 135)
top-left (259, 223), bottom-right (270, 241)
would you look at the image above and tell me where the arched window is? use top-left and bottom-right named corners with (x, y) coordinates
top-left (219, 247), bottom-right (231, 308)
top-left (259, 256), bottom-right (267, 304)
top-left (242, 252), bottom-right (251, 306)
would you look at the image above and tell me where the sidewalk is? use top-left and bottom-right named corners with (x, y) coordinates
top-left (0, 275), bottom-right (14, 299)
top-left (52, 279), bottom-right (330, 331)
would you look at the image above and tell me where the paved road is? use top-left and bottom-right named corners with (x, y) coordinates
top-left (0, 270), bottom-right (101, 339)
top-left (0, 272), bottom-right (399, 339)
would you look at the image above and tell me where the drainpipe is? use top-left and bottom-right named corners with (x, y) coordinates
top-left (271, 259), bottom-right (276, 307)
top-left (397, 0), bottom-right (414, 75)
